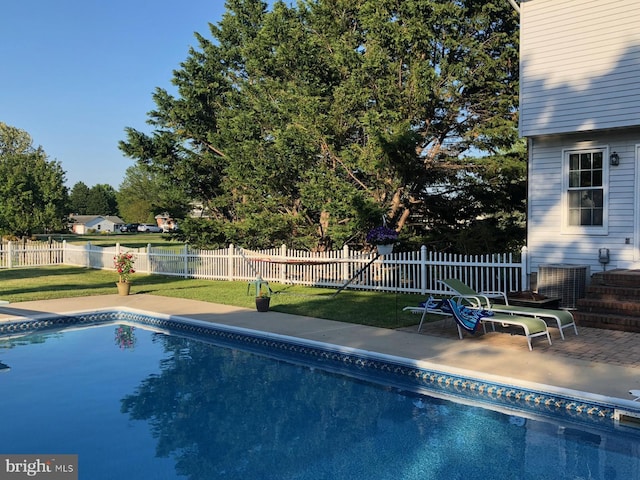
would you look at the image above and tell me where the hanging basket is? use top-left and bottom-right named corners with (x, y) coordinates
top-left (116, 281), bottom-right (131, 296)
top-left (376, 244), bottom-right (394, 256)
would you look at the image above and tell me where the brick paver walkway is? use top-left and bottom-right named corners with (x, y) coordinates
top-left (400, 317), bottom-right (640, 368)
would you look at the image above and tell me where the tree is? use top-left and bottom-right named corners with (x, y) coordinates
top-left (120, 0), bottom-right (522, 252)
top-left (69, 182), bottom-right (91, 214)
top-left (69, 182), bottom-right (121, 217)
top-left (86, 184), bottom-right (118, 216)
top-left (409, 141), bottom-right (527, 254)
top-left (0, 123), bottom-right (68, 237)
top-left (117, 164), bottom-right (191, 223)
top-left (0, 122), bottom-right (33, 156)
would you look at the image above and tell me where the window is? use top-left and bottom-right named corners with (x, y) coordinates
top-left (563, 149), bottom-right (607, 234)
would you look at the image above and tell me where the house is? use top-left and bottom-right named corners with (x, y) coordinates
top-left (69, 215), bottom-right (125, 234)
top-left (154, 212), bottom-right (179, 232)
top-left (520, 0), bottom-right (640, 289)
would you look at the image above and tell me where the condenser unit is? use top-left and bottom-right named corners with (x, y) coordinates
top-left (538, 264), bottom-right (590, 309)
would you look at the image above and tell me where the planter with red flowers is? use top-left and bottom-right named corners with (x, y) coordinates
top-left (114, 252), bottom-right (136, 296)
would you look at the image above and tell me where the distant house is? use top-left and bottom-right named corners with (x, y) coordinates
top-left (69, 215), bottom-right (125, 234)
top-left (187, 202), bottom-right (210, 218)
top-left (154, 213), bottom-right (179, 232)
top-left (520, 0), bottom-right (640, 284)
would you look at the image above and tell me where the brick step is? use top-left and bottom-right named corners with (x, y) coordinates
top-left (584, 284), bottom-right (640, 301)
top-left (573, 311), bottom-right (640, 333)
top-left (573, 269), bottom-right (640, 332)
top-left (577, 298), bottom-right (640, 316)
top-left (592, 269), bottom-right (640, 287)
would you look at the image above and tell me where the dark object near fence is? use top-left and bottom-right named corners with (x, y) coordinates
top-left (507, 291), bottom-right (561, 309)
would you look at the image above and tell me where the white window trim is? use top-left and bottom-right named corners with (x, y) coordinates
top-left (560, 146), bottom-right (609, 236)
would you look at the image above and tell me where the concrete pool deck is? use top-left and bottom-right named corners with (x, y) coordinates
top-left (1, 294), bottom-right (640, 406)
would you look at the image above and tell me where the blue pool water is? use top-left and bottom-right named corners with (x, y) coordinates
top-left (1, 322), bottom-right (639, 480)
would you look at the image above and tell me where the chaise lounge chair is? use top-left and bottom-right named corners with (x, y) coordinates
top-left (439, 278), bottom-right (578, 340)
top-left (403, 297), bottom-right (552, 351)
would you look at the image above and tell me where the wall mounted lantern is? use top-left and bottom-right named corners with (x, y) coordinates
top-left (609, 152), bottom-right (620, 166)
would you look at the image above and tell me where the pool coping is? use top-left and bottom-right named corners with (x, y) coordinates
top-left (2, 305), bottom-right (640, 433)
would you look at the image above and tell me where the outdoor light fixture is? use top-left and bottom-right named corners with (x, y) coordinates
top-left (610, 152), bottom-right (620, 166)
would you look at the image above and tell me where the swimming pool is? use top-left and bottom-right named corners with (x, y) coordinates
top-left (1, 311), bottom-right (640, 479)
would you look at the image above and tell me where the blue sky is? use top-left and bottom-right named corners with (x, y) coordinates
top-left (0, 1), bottom-right (232, 189)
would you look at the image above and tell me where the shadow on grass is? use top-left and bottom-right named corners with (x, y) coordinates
top-left (0, 266), bottom-right (190, 298)
top-left (0, 266), bottom-right (424, 329)
top-left (0, 266), bottom-right (95, 280)
top-left (273, 291), bottom-right (419, 329)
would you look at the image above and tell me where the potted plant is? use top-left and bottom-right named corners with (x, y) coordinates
top-left (255, 289), bottom-right (271, 312)
top-left (250, 275), bottom-right (271, 312)
top-left (366, 226), bottom-right (399, 255)
top-left (114, 252), bottom-right (135, 296)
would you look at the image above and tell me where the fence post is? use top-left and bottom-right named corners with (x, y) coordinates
top-left (86, 242), bottom-right (92, 268)
top-left (183, 244), bottom-right (189, 278)
top-left (280, 244), bottom-right (287, 284)
top-left (146, 244), bottom-right (151, 275)
top-left (114, 242), bottom-right (120, 267)
top-left (521, 245), bottom-right (529, 291)
top-left (342, 244), bottom-right (350, 281)
top-left (420, 245), bottom-right (427, 294)
top-left (114, 243), bottom-right (121, 272)
top-left (228, 244), bottom-right (235, 281)
top-left (7, 241), bottom-right (12, 269)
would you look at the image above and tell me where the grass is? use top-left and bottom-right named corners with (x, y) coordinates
top-left (0, 265), bottom-right (428, 329)
top-left (34, 233), bottom-right (180, 248)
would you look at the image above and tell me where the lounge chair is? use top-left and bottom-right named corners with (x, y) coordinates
top-left (403, 296), bottom-right (452, 332)
top-left (403, 296), bottom-right (491, 333)
top-left (403, 297), bottom-right (552, 351)
top-left (439, 278), bottom-right (578, 340)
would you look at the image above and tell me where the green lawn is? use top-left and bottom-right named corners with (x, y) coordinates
top-left (35, 233), bottom-right (180, 248)
top-left (0, 265), bottom-right (429, 329)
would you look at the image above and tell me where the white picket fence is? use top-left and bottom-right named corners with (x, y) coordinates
top-left (0, 239), bottom-right (65, 268)
top-left (0, 240), bottom-right (528, 295)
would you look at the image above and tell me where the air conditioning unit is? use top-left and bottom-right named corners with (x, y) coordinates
top-left (538, 264), bottom-right (590, 309)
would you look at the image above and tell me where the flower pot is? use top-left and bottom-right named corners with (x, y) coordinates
top-left (116, 281), bottom-right (131, 296)
top-left (255, 297), bottom-right (270, 312)
top-left (376, 244), bottom-right (393, 256)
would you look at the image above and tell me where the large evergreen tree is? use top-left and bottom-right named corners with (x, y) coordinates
top-left (69, 182), bottom-right (91, 214)
top-left (120, 0), bottom-right (522, 252)
top-left (86, 184), bottom-right (118, 216)
top-left (70, 182), bottom-right (122, 217)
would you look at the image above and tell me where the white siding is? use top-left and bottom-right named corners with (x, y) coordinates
top-left (527, 128), bottom-right (640, 274)
top-left (520, 0), bottom-right (640, 137)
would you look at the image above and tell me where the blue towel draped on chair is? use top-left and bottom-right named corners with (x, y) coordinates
top-left (445, 299), bottom-right (485, 333)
